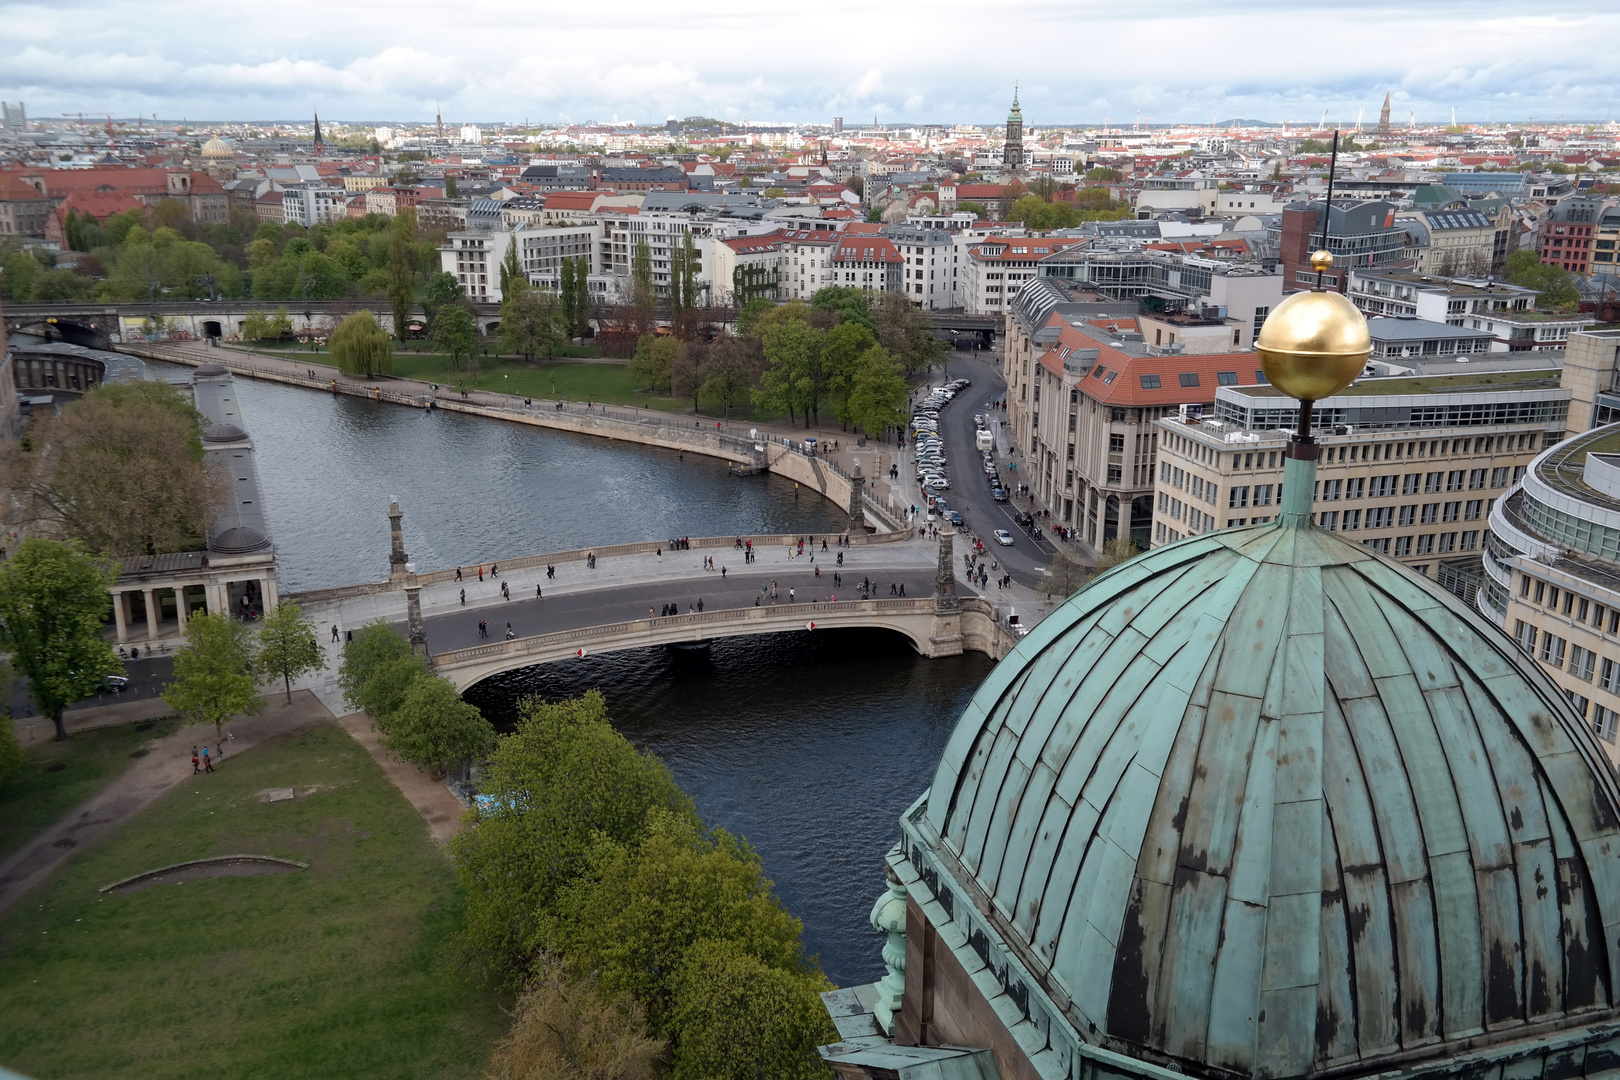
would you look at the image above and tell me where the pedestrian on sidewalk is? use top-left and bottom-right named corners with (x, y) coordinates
top-left (478, 566), bottom-right (484, 582)
top-left (536, 584), bottom-right (543, 599)
top-left (505, 623), bottom-right (514, 640)
top-left (202, 746), bottom-right (214, 773)
top-left (721, 565), bottom-right (727, 579)
top-left (191, 747), bottom-right (200, 774)
top-left (455, 567), bottom-right (463, 582)
top-left (697, 598), bottom-right (704, 612)
top-left (789, 587), bottom-right (795, 602)
top-left (331, 624), bottom-right (339, 642)
top-left (345, 629), bottom-right (353, 643)
top-left (547, 564), bottom-right (555, 579)
top-left (460, 588), bottom-right (466, 605)
top-left (491, 563), bottom-right (499, 577)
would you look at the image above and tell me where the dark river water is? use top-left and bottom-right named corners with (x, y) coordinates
top-left (142, 359), bottom-right (993, 987)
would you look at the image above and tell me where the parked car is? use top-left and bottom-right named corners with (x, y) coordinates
top-left (946, 510), bottom-right (965, 526)
top-left (992, 487), bottom-right (1008, 502)
top-left (1014, 511), bottom-right (1034, 528)
top-left (994, 529), bottom-right (1015, 546)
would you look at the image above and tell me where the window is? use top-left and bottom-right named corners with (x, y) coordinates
top-left (1109, 433), bottom-right (1125, 452)
top-left (1217, 371), bottom-right (1238, 386)
top-left (1461, 530), bottom-right (1478, 550)
top-left (1368, 507), bottom-right (1393, 529)
top-left (1535, 580), bottom-right (1546, 603)
top-left (1319, 511), bottom-right (1339, 531)
top-left (1469, 469), bottom-right (1487, 490)
top-left (1343, 509), bottom-right (1361, 530)
top-left (1371, 475), bottom-right (1398, 498)
top-left (1492, 467), bottom-right (1509, 487)
top-left (1594, 705), bottom-right (1618, 742)
top-left (1178, 372), bottom-right (1200, 388)
top-left (1344, 478), bottom-right (1364, 500)
top-left (1569, 692), bottom-right (1590, 719)
top-left (1516, 620), bottom-right (1537, 652)
top-left (1228, 518), bottom-right (1247, 528)
top-left (1447, 470), bottom-right (1465, 492)
top-left (1465, 500), bottom-right (1482, 521)
top-left (1421, 503), bottom-right (1439, 524)
top-left (1322, 480), bottom-right (1343, 500)
top-left (1425, 472), bottom-right (1443, 493)
top-left (1139, 373), bottom-right (1161, 389)
top-left (1092, 366), bottom-right (1107, 379)
top-left (1253, 484), bottom-right (1274, 506)
top-left (1540, 632), bottom-right (1566, 668)
top-left (1417, 534), bottom-right (1435, 555)
top-left (1395, 536), bottom-right (1414, 556)
top-left (1602, 657), bottom-right (1618, 691)
top-left (1399, 505), bottom-right (1416, 526)
top-left (1108, 465), bottom-right (1122, 483)
top-left (1570, 645), bottom-right (1596, 681)
top-left (1403, 474), bottom-right (1421, 495)
top-left (1442, 502), bottom-right (1461, 523)
top-left (1230, 486), bottom-right (1249, 508)
top-left (1363, 537), bottom-right (1391, 553)
top-left (1255, 370), bottom-right (1268, 384)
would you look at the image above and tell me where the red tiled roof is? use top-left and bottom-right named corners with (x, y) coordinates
top-left (832, 235), bottom-right (901, 263)
top-left (968, 237), bottom-right (1086, 261)
top-left (720, 231), bottom-right (784, 255)
top-left (543, 191), bottom-right (598, 210)
top-left (1035, 313), bottom-right (1260, 407)
top-left (953, 184), bottom-right (1006, 199)
top-left (56, 189), bottom-right (143, 225)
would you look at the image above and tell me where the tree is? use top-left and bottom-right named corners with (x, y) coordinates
top-left (559, 257), bottom-right (580, 338)
top-left (670, 339), bottom-right (708, 411)
top-left (669, 230), bottom-right (699, 314)
top-left (809, 285), bottom-right (876, 332)
top-left (337, 621), bottom-right (427, 722)
top-left (820, 321), bottom-right (878, 422)
top-left (241, 306), bottom-right (294, 342)
top-left (554, 810), bottom-right (824, 1039)
top-left (0, 723), bottom-right (22, 786)
top-left (628, 334), bottom-right (680, 392)
top-left (444, 175), bottom-right (458, 199)
top-left (700, 336), bottom-right (758, 417)
top-left (630, 238), bottom-right (656, 321)
top-left (329, 310), bottom-right (395, 377)
top-left (256, 602), bottom-right (323, 705)
top-left (1044, 553), bottom-right (1091, 598)
top-left (873, 290), bottom-right (946, 377)
top-left (1506, 249), bottom-right (1580, 310)
top-left (756, 318), bottom-right (825, 426)
top-left (668, 939), bottom-right (837, 1080)
top-left (164, 612), bottom-right (264, 741)
top-left (953, 199), bottom-right (987, 218)
top-left (499, 242), bottom-right (526, 297)
top-left (502, 287), bottom-right (564, 360)
top-left (1093, 536), bottom-right (1141, 574)
top-left (386, 211), bottom-right (416, 341)
top-left (432, 303), bottom-right (479, 370)
top-left (486, 967), bottom-right (665, 1080)
top-left (1, 380), bottom-right (228, 558)
top-left (0, 539), bottom-right (121, 741)
top-left (735, 296), bottom-right (775, 337)
top-left (423, 271), bottom-right (464, 336)
top-left (450, 691), bottom-right (694, 986)
top-left (1084, 166), bottom-right (1123, 182)
top-left (844, 345), bottom-right (909, 438)
top-left (384, 674), bottom-right (496, 775)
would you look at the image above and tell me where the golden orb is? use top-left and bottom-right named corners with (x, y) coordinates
top-left (1255, 288), bottom-right (1372, 402)
top-left (1309, 249), bottom-right (1334, 272)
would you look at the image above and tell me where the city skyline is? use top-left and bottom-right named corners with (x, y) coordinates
top-left (3, 0), bottom-right (1617, 126)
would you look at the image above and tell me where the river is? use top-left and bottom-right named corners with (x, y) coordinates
top-left (148, 358), bottom-right (992, 986)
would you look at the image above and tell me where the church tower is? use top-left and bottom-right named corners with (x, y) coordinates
top-left (312, 110), bottom-right (324, 155)
top-left (1002, 87), bottom-right (1024, 174)
top-left (1374, 91), bottom-right (1392, 136)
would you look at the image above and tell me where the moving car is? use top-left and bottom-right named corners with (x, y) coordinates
top-left (994, 529), bottom-right (1014, 546)
top-left (992, 487), bottom-right (1008, 502)
top-left (1013, 511), bottom-right (1034, 528)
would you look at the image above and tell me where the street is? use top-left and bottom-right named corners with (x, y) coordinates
top-left (909, 349), bottom-right (1055, 588)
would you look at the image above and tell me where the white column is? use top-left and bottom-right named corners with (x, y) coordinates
top-left (174, 588), bottom-right (188, 635)
top-left (261, 574), bottom-right (279, 614)
top-left (142, 588), bottom-right (159, 640)
top-left (112, 589), bottom-right (128, 643)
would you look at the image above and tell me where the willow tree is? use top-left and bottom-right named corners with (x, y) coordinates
top-left (329, 310), bottom-right (395, 377)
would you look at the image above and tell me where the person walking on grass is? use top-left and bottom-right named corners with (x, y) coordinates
top-left (202, 746), bottom-right (214, 773)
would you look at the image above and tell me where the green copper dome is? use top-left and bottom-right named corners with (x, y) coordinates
top-left (1008, 88), bottom-right (1023, 125)
top-left (915, 507), bottom-right (1620, 1079)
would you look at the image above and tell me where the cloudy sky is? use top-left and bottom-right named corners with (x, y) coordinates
top-left (3, 0), bottom-right (1616, 127)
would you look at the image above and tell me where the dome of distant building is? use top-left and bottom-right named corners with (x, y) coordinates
top-left (194, 362), bottom-right (228, 377)
top-left (893, 515), bottom-right (1620, 1080)
top-left (208, 526), bottom-right (270, 554)
top-left (202, 422), bottom-right (247, 443)
top-left (201, 136), bottom-right (233, 159)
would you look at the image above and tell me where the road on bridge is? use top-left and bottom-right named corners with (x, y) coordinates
top-left (414, 563), bottom-right (943, 652)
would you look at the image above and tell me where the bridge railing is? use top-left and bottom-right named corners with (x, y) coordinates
top-left (433, 597), bottom-right (938, 667)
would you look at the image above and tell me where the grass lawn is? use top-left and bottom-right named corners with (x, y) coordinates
top-left (0, 722), bottom-right (506, 1080)
top-left (0, 717), bottom-right (180, 864)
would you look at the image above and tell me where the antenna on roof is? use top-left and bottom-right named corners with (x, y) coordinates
top-left (1316, 129), bottom-right (1341, 292)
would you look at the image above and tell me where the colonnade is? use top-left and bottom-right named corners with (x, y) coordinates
top-left (109, 573), bottom-right (279, 644)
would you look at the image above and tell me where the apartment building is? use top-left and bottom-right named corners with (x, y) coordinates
top-left (1347, 268), bottom-right (1595, 350)
top-left (1400, 206), bottom-right (1511, 277)
top-left (437, 222), bottom-right (597, 302)
top-left (880, 224), bottom-right (958, 310)
top-left (828, 232), bottom-right (904, 295)
top-left (960, 235), bottom-right (1087, 315)
top-left (281, 184), bottom-right (349, 227)
top-left (1152, 370), bottom-right (1569, 596)
top-left (1271, 200), bottom-right (1413, 291)
top-left (1484, 422), bottom-right (1620, 763)
top-left (778, 229), bottom-right (840, 301)
top-left (1596, 203), bottom-right (1620, 273)
top-left (1002, 278), bottom-right (1258, 550)
top-left (1539, 194), bottom-right (1618, 276)
top-left (711, 232), bottom-right (784, 305)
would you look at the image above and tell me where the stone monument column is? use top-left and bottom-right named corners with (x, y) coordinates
top-left (929, 523), bottom-right (963, 657)
top-left (388, 500), bottom-right (408, 584)
top-left (848, 462), bottom-right (866, 532)
top-left (405, 564), bottom-right (428, 661)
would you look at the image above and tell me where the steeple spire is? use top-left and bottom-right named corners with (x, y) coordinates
top-left (312, 109), bottom-right (323, 154)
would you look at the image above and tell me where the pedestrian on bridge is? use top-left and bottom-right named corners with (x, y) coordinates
top-left (505, 623), bottom-right (514, 640)
top-left (477, 566), bottom-right (484, 582)
top-left (456, 567), bottom-right (463, 582)
top-left (536, 584), bottom-right (543, 599)
top-left (721, 566), bottom-right (727, 579)
top-left (460, 589), bottom-right (466, 605)
top-left (697, 599), bottom-right (704, 612)
top-left (478, 620), bottom-right (487, 638)
top-left (331, 624), bottom-right (339, 642)
top-left (789, 587), bottom-right (795, 602)
top-left (547, 564), bottom-right (555, 579)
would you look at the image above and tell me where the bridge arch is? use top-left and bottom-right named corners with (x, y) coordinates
top-left (434, 600), bottom-right (942, 693)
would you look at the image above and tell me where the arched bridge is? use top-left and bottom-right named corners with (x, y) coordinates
top-left (431, 595), bottom-right (1017, 691)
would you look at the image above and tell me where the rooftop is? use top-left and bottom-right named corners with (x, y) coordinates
top-left (1237, 369), bottom-right (1560, 398)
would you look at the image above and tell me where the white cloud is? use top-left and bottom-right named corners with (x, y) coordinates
top-left (0, 0), bottom-right (1614, 122)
